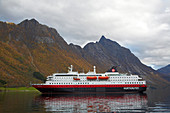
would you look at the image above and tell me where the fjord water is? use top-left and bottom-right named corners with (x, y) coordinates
top-left (0, 88), bottom-right (170, 113)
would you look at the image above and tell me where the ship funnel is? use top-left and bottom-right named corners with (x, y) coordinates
top-left (93, 66), bottom-right (96, 73)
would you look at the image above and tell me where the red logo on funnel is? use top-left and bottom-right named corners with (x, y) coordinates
top-left (112, 69), bottom-right (115, 72)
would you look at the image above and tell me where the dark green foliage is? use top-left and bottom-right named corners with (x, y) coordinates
top-left (33, 72), bottom-right (46, 82)
top-left (0, 79), bottom-right (7, 85)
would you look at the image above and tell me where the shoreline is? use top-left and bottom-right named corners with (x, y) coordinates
top-left (0, 87), bottom-right (39, 92)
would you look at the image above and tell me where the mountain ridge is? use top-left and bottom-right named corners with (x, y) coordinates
top-left (157, 64), bottom-right (170, 81)
top-left (0, 19), bottom-right (169, 87)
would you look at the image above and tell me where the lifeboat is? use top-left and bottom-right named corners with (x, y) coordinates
top-left (87, 76), bottom-right (97, 80)
top-left (73, 77), bottom-right (80, 80)
top-left (98, 76), bottom-right (109, 80)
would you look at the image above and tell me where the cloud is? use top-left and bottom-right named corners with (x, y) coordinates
top-left (0, 0), bottom-right (170, 69)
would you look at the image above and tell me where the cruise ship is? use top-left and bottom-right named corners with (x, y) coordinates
top-left (32, 65), bottom-right (147, 93)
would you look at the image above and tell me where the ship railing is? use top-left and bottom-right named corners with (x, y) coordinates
top-left (31, 83), bottom-right (45, 85)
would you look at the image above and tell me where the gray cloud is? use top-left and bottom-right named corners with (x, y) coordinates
top-left (0, 0), bottom-right (170, 69)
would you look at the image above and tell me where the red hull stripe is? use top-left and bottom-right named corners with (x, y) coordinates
top-left (32, 84), bottom-right (147, 88)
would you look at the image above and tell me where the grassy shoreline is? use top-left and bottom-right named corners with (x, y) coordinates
top-left (0, 87), bottom-right (39, 92)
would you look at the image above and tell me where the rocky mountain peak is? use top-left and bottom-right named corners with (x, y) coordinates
top-left (18, 18), bottom-right (40, 29)
top-left (99, 35), bottom-right (120, 47)
top-left (21, 18), bottom-right (39, 24)
top-left (14, 19), bottom-right (68, 48)
top-left (99, 35), bottom-right (106, 42)
top-left (30, 18), bottom-right (39, 23)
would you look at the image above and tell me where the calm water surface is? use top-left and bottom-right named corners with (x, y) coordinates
top-left (0, 88), bottom-right (170, 113)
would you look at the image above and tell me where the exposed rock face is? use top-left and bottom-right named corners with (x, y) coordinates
top-left (0, 19), bottom-right (169, 87)
top-left (83, 35), bottom-right (154, 74)
top-left (18, 18), bottom-right (68, 49)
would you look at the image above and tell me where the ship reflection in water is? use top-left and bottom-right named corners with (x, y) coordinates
top-left (34, 93), bottom-right (148, 112)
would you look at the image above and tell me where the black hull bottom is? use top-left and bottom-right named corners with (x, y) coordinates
top-left (36, 87), bottom-right (146, 94)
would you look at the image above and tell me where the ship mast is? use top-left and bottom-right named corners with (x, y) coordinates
top-left (68, 65), bottom-right (73, 73)
top-left (93, 66), bottom-right (96, 74)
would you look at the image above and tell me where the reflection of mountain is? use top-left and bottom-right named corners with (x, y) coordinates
top-left (34, 93), bottom-right (148, 112)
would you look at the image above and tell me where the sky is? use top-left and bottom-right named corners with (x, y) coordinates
top-left (0, 0), bottom-right (170, 69)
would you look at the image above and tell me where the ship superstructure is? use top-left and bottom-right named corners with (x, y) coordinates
top-left (32, 65), bottom-right (147, 93)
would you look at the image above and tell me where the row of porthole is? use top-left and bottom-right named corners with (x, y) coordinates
top-left (49, 82), bottom-right (143, 85)
top-left (125, 82), bottom-right (143, 84)
top-left (109, 77), bottom-right (138, 78)
top-left (110, 79), bottom-right (138, 81)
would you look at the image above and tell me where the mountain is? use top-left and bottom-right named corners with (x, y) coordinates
top-left (157, 64), bottom-right (170, 81)
top-left (83, 36), bottom-right (154, 75)
top-left (0, 19), bottom-right (169, 87)
top-left (157, 64), bottom-right (170, 74)
top-left (70, 36), bottom-right (168, 86)
top-left (0, 19), bottom-right (92, 86)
